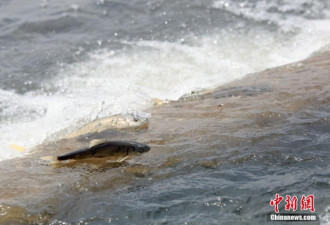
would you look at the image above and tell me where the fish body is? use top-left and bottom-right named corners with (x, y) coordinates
top-left (57, 141), bottom-right (150, 161)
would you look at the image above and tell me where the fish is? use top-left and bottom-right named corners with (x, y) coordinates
top-left (57, 140), bottom-right (150, 161)
top-left (41, 139), bottom-right (150, 163)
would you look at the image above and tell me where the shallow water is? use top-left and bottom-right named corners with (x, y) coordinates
top-left (0, 50), bottom-right (330, 224)
top-left (1, 0), bottom-right (330, 224)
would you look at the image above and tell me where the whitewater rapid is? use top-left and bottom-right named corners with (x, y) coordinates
top-left (0, 0), bottom-right (330, 162)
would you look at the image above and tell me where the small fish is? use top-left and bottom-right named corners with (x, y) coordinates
top-left (42, 140), bottom-right (150, 163)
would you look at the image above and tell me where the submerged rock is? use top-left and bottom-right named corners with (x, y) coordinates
top-left (65, 113), bottom-right (149, 139)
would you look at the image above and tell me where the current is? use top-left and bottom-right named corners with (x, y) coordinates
top-left (0, 0), bottom-right (330, 224)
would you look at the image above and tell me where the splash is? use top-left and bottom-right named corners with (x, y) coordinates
top-left (1, 19), bottom-right (330, 160)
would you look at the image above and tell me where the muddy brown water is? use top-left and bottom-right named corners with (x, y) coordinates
top-left (1, 48), bottom-right (330, 224)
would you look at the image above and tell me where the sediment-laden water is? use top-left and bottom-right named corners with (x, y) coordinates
top-left (0, 0), bottom-right (330, 224)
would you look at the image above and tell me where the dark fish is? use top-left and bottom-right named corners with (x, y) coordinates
top-left (57, 140), bottom-right (150, 161)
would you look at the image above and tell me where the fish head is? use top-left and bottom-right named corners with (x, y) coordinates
top-left (131, 142), bottom-right (151, 154)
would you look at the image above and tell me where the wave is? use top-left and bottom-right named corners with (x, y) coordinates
top-left (1, 2), bottom-right (330, 161)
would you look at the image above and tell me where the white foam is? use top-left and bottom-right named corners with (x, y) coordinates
top-left (321, 206), bottom-right (330, 225)
top-left (1, 10), bottom-right (330, 160)
top-left (213, 0), bottom-right (330, 31)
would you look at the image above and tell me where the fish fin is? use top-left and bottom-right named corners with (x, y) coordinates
top-left (89, 139), bottom-right (107, 148)
top-left (40, 156), bottom-right (59, 164)
top-left (10, 144), bottom-right (27, 152)
top-left (118, 155), bottom-right (129, 162)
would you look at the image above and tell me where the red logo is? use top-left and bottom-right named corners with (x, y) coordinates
top-left (270, 194), bottom-right (315, 213)
top-left (270, 194), bottom-right (283, 213)
top-left (285, 195), bottom-right (298, 211)
top-left (301, 195), bottom-right (315, 212)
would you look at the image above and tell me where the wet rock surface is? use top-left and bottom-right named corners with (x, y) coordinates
top-left (0, 49), bottom-right (330, 224)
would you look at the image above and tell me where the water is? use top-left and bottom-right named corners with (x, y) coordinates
top-left (0, 0), bottom-right (330, 224)
top-left (1, 0), bottom-right (330, 159)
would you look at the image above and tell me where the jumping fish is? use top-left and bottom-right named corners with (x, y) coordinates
top-left (58, 140), bottom-right (150, 160)
top-left (41, 139), bottom-right (150, 163)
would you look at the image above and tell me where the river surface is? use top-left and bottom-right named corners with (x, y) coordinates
top-left (0, 0), bottom-right (330, 224)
